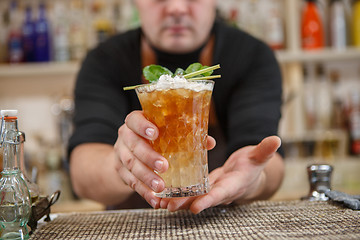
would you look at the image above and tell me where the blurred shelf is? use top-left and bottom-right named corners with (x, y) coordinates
top-left (276, 47), bottom-right (360, 64)
top-left (0, 61), bottom-right (80, 79)
top-left (0, 47), bottom-right (359, 79)
top-left (280, 129), bottom-right (348, 143)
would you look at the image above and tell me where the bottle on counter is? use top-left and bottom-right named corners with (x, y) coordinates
top-left (19, 131), bottom-right (40, 204)
top-left (35, 2), bottom-right (51, 62)
top-left (0, 110), bottom-right (31, 240)
top-left (7, 0), bottom-right (24, 63)
top-left (352, 0), bottom-right (360, 46)
top-left (301, 0), bottom-right (325, 50)
top-left (329, 0), bottom-right (348, 50)
top-left (22, 5), bottom-right (36, 62)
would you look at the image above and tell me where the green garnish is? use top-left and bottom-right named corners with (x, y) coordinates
top-left (143, 65), bottom-right (173, 83)
top-left (123, 63), bottom-right (220, 91)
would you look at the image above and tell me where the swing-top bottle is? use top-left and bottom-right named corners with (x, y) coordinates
top-left (0, 110), bottom-right (31, 240)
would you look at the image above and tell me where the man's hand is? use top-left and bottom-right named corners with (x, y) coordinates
top-left (114, 111), bottom-right (168, 209)
top-left (114, 110), bottom-right (216, 209)
top-left (159, 136), bottom-right (283, 214)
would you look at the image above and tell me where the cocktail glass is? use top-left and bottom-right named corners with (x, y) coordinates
top-left (135, 80), bottom-right (214, 198)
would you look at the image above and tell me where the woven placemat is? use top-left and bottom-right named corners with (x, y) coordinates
top-left (29, 200), bottom-right (360, 240)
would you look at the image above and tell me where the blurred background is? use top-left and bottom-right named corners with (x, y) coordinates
top-left (0, 0), bottom-right (359, 212)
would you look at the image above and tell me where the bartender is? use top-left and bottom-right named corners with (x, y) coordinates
top-left (68, 0), bottom-right (284, 214)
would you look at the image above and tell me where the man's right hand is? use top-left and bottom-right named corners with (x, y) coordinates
top-left (114, 110), bottom-right (169, 208)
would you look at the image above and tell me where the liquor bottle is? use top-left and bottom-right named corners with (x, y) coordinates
top-left (35, 2), bottom-right (51, 62)
top-left (314, 64), bottom-right (332, 130)
top-left (53, 1), bottom-right (70, 62)
top-left (92, 0), bottom-right (113, 45)
top-left (301, 0), bottom-right (325, 50)
top-left (7, 0), bottom-right (24, 63)
top-left (69, 0), bottom-right (87, 61)
top-left (329, 0), bottom-right (348, 50)
top-left (348, 90), bottom-right (360, 155)
top-left (0, 110), bottom-right (31, 240)
top-left (22, 6), bottom-right (36, 62)
top-left (263, 0), bottom-right (285, 50)
top-left (0, 6), bottom-right (8, 63)
top-left (352, 0), bottom-right (360, 46)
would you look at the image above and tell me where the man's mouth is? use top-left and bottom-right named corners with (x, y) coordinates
top-left (167, 25), bottom-right (187, 34)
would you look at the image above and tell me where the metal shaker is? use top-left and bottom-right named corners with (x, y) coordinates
top-left (302, 164), bottom-right (333, 201)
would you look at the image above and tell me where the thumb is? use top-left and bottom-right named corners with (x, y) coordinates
top-left (249, 136), bottom-right (281, 165)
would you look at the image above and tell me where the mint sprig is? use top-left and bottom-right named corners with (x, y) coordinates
top-left (143, 65), bottom-right (173, 83)
top-left (123, 63), bottom-right (220, 91)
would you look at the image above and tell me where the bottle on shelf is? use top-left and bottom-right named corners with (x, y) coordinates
top-left (0, 110), bottom-right (31, 240)
top-left (7, 0), bottom-right (24, 63)
top-left (0, 3), bottom-right (8, 63)
top-left (53, 1), bottom-right (70, 62)
top-left (347, 89), bottom-right (360, 155)
top-left (301, 0), bottom-right (325, 50)
top-left (352, 0), bottom-right (360, 46)
top-left (262, 0), bottom-right (285, 50)
top-left (329, 70), bottom-right (346, 129)
top-left (22, 5), bottom-right (36, 62)
top-left (329, 0), bottom-right (348, 50)
top-left (92, 0), bottom-right (114, 45)
top-left (35, 2), bottom-right (51, 62)
top-left (69, 0), bottom-right (87, 61)
top-left (303, 64), bottom-right (317, 130)
top-left (314, 64), bottom-right (333, 130)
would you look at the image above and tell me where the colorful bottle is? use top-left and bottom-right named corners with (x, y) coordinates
top-left (329, 0), bottom-right (348, 50)
top-left (352, 0), bottom-right (360, 46)
top-left (301, 0), bottom-right (325, 50)
top-left (7, 0), bottom-right (24, 63)
top-left (35, 3), bottom-right (51, 62)
top-left (0, 110), bottom-right (31, 240)
top-left (22, 6), bottom-right (36, 62)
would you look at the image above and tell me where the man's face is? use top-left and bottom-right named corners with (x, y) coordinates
top-left (135, 0), bottom-right (216, 54)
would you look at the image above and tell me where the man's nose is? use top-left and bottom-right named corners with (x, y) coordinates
top-left (165, 0), bottom-right (188, 16)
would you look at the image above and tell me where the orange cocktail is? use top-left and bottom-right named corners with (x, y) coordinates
top-left (135, 79), bottom-right (214, 197)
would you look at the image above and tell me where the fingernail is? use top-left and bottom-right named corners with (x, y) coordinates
top-left (145, 128), bottom-right (155, 138)
top-left (151, 199), bottom-right (157, 208)
top-left (155, 160), bottom-right (163, 171)
top-left (151, 179), bottom-right (159, 191)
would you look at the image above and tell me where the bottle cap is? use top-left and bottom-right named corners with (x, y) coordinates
top-left (1, 110), bottom-right (18, 117)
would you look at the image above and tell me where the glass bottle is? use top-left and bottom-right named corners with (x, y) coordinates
top-left (35, 2), bottom-right (51, 62)
top-left (329, 0), bottom-right (348, 50)
top-left (19, 131), bottom-right (40, 204)
top-left (0, 110), bottom-right (31, 240)
top-left (301, 0), bottom-right (325, 50)
top-left (22, 6), bottom-right (36, 62)
top-left (352, 0), bottom-right (360, 46)
top-left (7, 0), bottom-right (24, 63)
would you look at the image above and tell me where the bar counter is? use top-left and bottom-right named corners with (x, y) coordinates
top-left (29, 200), bottom-right (360, 239)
